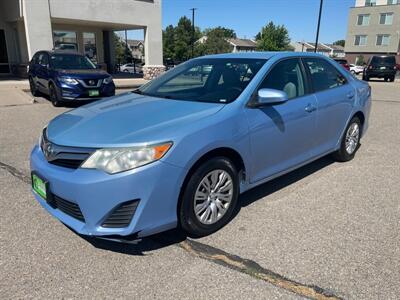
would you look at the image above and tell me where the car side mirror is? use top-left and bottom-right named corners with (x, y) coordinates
top-left (255, 88), bottom-right (288, 106)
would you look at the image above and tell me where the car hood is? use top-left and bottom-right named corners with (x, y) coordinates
top-left (47, 93), bottom-right (225, 148)
top-left (56, 69), bottom-right (109, 79)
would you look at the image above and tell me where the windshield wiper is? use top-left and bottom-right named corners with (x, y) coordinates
top-left (131, 89), bottom-right (143, 95)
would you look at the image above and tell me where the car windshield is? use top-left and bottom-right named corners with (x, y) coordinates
top-left (371, 56), bottom-right (396, 66)
top-left (137, 58), bottom-right (267, 103)
top-left (50, 54), bottom-right (96, 70)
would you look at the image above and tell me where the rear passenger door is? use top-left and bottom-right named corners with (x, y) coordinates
top-left (302, 58), bottom-right (354, 156)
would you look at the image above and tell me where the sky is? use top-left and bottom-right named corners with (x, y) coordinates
top-left (126, 0), bottom-right (356, 44)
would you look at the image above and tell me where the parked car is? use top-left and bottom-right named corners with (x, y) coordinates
top-left (30, 53), bottom-right (371, 240)
top-left (120, 63), bottom-right (143, 74)
top-left (362, 55), bottom-right (397, 82)
top-left (333, 58), bottom-right (350, 71)
top-left (349, 64), bottom-right (364, 75)
top-left (29, 50), bottom-right (115, 106)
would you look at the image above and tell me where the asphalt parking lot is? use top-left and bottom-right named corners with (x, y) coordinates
top-left (0, 80), bottom-right (399, 299)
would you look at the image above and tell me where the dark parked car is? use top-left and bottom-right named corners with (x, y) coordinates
top-left (29, 50), bottom-right (115, 106)
top-left (362, 55), bottom-right (397, 82)
top-left (333, 58), bottom-right (350, 71)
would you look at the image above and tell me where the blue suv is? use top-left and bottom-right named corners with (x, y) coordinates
top-left (28, 51), bottom-right (115, 106)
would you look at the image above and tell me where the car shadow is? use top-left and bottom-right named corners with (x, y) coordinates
top-left (73, 155), bottom-right (335, 255)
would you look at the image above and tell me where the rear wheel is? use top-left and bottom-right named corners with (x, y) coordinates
top-left (333, 116), bottom-right (361, 162)
top-left (49, 84), bottom-right (61, 107)
top-left (179, 157), bottom-right (239, 237)
top-left (389, 76), bottom-right (395, 82)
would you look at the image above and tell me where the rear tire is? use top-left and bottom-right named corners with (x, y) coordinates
top-left (49, 84), bottom-right (61, 107)
top-left (179, 157), bottom-right (239, 237)
top-left (333, 116), bottom-right (361, 162)
top-left (389, 76), bottom-right (395, 82)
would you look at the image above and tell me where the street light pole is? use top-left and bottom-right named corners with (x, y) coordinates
top-left (314, 0), bottom-right (324, 53)
top-left (190, 8), bottom-right (197, 58)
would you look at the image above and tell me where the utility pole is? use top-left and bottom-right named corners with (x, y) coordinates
top-left (190, 8), bottom-right (197, 58)
top-left (314, 0), bottom-right (324, 53)
top-left (124, 29), bottom-right (129, 64)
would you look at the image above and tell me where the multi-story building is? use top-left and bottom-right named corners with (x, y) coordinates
top-left (345, 0), bottom-right (400, 64)
top-left (0, 0), bottom-right (163, 79)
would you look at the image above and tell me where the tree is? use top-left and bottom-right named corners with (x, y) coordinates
top-left (333, 40), bottom-right (345, 47)
top-left (255, 21), bottom-right (292, 51)
top-left (113, 33), bottom-right (132, 65)
top-left (162, 16), bottom-right (201, 62)
top-left (195, 27), bottom-right (235, 56)
top-left (163, 25), bottom-right (175, 60)
top-left (203, 26), bottom-right (236, 39)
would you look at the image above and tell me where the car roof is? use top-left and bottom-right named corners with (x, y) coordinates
top-left (197, 51), bottom-right (329, 60)
top-left (39, 50), bottom-right (83, 56)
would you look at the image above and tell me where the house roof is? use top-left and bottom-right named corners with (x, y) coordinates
top-left (325, 44), bottom-right (345, 51)
top-left (228, 38), bottom-right (257, 48)
top-left (127, 39), bottom-right (144, 47)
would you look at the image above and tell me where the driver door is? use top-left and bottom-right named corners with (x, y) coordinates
top-left (245, 58), bottom-right (318, 183)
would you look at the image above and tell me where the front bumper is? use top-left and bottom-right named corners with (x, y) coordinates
top-left (58, 82), bottom-right (116, 101)
top-left (30, 145), bottom-right (185, 238)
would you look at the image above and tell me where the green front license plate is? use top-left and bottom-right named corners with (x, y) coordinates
top-left (32, 173), bottom-right (47, 200)
top-left (89, 90), bottom-right (99, 97)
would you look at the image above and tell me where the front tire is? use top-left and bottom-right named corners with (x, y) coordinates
top-left (179, 157), bottom-right (239, 237)
top-left (49, 84), bottom-right (61, 107)
top-left (333, 116), bottom-right (361, 162)
top-left (29, 77), bottom-right (39, 96)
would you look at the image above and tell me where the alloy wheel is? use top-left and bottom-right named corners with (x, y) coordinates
top-left (345, 123), bottom-right (360, 155)
top-left (194, 169), bottom-right (233, 225)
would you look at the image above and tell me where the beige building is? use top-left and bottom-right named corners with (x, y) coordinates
top-left (0, 0), bottom-right (164, 79)
top-left (345, 0), bottom-right (400, 63)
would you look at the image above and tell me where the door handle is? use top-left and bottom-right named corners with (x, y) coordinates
top-left (305, 104), bottom-right (316, 113)
top-left (347, 92), bottom-right (355, 99)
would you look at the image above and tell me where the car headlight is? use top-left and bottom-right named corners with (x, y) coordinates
top-left (81, 142), bottom-right (173, 174)
top-left (59, 77), bottom-right (79, 85)
top-left (103, 76), bottom-right (113, 85)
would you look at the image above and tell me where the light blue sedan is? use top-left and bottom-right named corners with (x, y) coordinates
top-left (30, 52), bottom-right (371, 239)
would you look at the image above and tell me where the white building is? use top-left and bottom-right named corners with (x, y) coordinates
top-left (291, 42), bottom-right (345, 58)
top-left (0, 0), bottom-right (164, 79)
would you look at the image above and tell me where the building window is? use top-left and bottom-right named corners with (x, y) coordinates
top-left (83, 32), bottom-right (97, 62)
top-left (354, 35), bottom-right (368, 46)
top-left (53, 31), bottom-right (78, 51)
top-left (365, 0), bottom-right (376, 6)
top-left (380, 13), bottom-right (394, 25)
top-left (357, 14), bottom-right (370, 25)
top-left (387, 0), bottom-right (399, 5)
top-left (376, 34), bottom-right (391, 46)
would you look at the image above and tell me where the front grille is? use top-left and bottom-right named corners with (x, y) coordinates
top-left (41, 128), bottom-right (95, 170)
top-left (49, 158), bottom-right (84, 169)
top-left (48, 195), bottom-right (85, 222)
top-left (102, 200), bottom-right (139, 228)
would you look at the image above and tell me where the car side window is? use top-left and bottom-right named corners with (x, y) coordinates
top-left (259, 59), bottom-right (305, 100)
top-left (303, 58), bottom-right (347, 93)
top-left (39, 53), bottom-right (49, 67)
